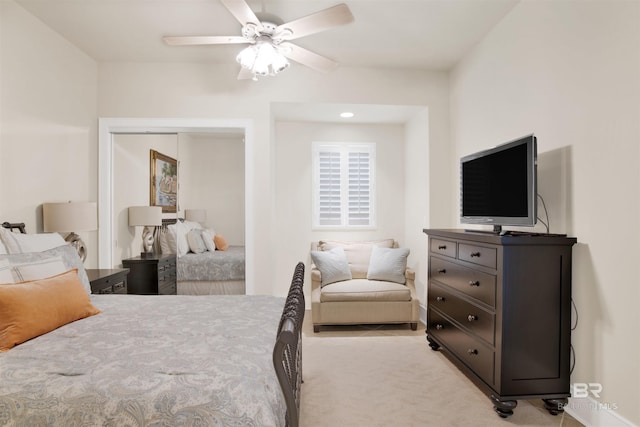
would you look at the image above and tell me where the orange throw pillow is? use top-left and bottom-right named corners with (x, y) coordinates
top-left (0, 269), bottom-right (101, 352)
top-left (213, 234), bottom-right (228, 251)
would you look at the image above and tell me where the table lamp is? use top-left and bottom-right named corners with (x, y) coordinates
top-left (43, 201), bottom-right (98, 262)
top-left (128, 206), bottom-right (162, 257)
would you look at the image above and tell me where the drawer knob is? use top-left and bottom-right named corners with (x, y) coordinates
top-left (469, 280), bottom-right (480, 287)
top-left (470, 252), bottom-right (481, 257)
top-left (438, 245), bottom-right (447, 250)
top-left (467, 349), bottom-right (479, 355)
top-left (437, 269), bottom-right (446, 274)
top-left (435, 324), bottom-right (444, 330)
top-left (436, 296), bottom-right (445, 302)
top-left (467, 314), bottom-right (478, 322)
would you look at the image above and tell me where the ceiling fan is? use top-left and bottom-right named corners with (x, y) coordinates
top-left (163, 0), bottom-right (354, 80)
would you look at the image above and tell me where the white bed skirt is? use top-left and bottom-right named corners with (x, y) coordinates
top-left (177, 280), bottom-right (245, 295)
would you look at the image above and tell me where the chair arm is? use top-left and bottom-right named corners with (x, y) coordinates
top-left (405, 268), bottom-right (415, 281)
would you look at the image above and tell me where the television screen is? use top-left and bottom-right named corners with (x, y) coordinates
top-left (460, 134), bottom-right (537, 230)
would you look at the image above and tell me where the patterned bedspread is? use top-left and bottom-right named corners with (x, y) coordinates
top-left (0, 294), bottom-right (286, 426)
top-left (177, 246), bottom-right (245, 281)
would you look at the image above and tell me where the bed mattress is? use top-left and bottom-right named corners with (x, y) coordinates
top-left (0, 294), bottom-right (286, 426)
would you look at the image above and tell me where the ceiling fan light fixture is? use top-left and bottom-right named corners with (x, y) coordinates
top-left (236, 45), bottom-right (257, 69)
top-left (236, 39), bottom-right (290, 79)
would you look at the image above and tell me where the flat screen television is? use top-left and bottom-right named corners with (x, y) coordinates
top-left (460, 134), bottom-right (537, 233)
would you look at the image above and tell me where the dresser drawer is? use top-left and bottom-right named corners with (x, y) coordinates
top-left (429, 282), bottom-right (495, 345)
top-left (430, 238), bottom-right (456, 259)
top-left (459, 243), bottom-right (497, 269)
top-left (428, 308), bottom-right (495, 386)
top-left (430, 257), bottom-right (497, 307)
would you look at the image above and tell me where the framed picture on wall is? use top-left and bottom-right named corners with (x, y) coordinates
top-left (150, 149), bottom-right (177, 213)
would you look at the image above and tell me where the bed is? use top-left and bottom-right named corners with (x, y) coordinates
top-left (177, 245), bottom-right (245, 295)
top-left (158, 219), bottom-right (246, 295)
top-left (0, 222), bottom-right (304, 427)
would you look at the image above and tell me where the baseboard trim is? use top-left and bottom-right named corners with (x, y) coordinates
top-left (564, 395), bottom-right (636, 427)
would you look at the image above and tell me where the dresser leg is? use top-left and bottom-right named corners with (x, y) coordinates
top-left (426, 335), bottom-right (440, 351)
top-left (543, 398), bottom-right (567, 415)
top-left (490, 395), bottom-right (517, 418)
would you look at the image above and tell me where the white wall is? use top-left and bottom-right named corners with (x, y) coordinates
top-left (273, 120), bottom-right (407, 302)
top-left (0, 0), bottom-right (98, 266)
top-left (450, 1), bottom-right (640, 425)
top-left (178, 133), bottom-right (245, 245)
top-left (97, 62), bottom-right (448, 296)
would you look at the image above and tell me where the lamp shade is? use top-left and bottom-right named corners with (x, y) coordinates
top-left (128, 206), bottom-right (162, 227)
top-left (43, 202), bottom-right (97, 232)
top-left (185, 209), bottom-right (206, 224)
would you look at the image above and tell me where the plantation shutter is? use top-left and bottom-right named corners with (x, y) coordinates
top-left (318, 151), bottom-right (342, 226)
top-left (348, 151), bottom-right (370, 226)
top-left (313, 143), bottom-right (375, 229)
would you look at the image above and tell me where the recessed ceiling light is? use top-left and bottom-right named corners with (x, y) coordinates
top-left (340, 112), bottom-right (354, 118)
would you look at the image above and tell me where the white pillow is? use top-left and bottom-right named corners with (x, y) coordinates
top-left (182, 220), bottom-right (202, 231)
top-left (0, 259), bottom-right (13, 284)
top-left (0, 228), bottom-right (66, 254)
top-left (201, 229), bottom-right (216, 252)
top-left (0, 244), bottom-right (91, 294)
top-left (367, 246), bottom-right (409, 284)
top-left (186, 230), bottom-right (207, 254)
top-left (175, 221), bottom-right (191, 257)
top-left (163, 224), bottom-right (178, 254)
top-left (0, 240), bottom-right (7, 255)
top-left (310, 247), bottom-right (352, 287)
top-left (11, 257), bottom-right (67, 282)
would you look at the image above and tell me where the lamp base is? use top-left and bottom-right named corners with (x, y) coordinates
top-left (65, 232), bottom-right (87, 263)
top-left (140, 251), bottom-right (154, 259)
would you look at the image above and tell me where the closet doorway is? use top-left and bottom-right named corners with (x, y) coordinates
top-left (98, 118), bottom-right (255, 294)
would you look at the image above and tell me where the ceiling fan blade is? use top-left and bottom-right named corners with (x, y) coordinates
top-left (280, 42), bottom-right (338, 73)
top-left (237, 67), bottom-right (255, 80)
top-left (163, 36), bottom-right (249, 46)
top-left (277, 3), bottom-right (354, 40)
top-left (220, 0), bottom-right (261, 26)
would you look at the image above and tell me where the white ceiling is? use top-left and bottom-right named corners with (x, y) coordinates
top-left (17, 0), bottom-right (518, 70)
top-left (15, 0), bottom-right (519, 123)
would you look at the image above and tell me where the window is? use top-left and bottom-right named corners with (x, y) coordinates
top-left (312, 142), bottom-right (376, 229)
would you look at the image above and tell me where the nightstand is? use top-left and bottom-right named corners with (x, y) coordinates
top-left (122, 254), bottom-right (177, 295)
top-left (86, 268), bottom-right (129, 294)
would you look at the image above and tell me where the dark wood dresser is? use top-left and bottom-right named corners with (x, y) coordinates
top-left (423, 229), bottom-right (577, 418)
top-left (122, 254), bottom-right (177, 295)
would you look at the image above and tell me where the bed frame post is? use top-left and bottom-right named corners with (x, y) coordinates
top-left (273, 262), bottom-right (305, 427)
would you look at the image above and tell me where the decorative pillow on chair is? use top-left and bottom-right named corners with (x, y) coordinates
top-left (310, 247), bottom-right (352, 287)
top-left (0, 269), bottom-right (101, 352)
top-left (367, 246), bottom-right (410, 284)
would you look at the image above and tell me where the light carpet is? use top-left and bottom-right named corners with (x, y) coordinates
top-left (300, 315), bottom-right (583, 427)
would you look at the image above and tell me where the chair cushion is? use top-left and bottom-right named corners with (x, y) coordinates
top-left (319, 239), bottom-right (395, 279)
top-left (320, 279), bottom-right (411, 302)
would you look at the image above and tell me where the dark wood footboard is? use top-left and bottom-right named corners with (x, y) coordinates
top-left (273, 262), bottom-right (305, 427)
